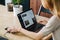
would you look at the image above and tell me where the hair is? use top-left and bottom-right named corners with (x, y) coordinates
top-left (41, 0), bottom-right (60, 18)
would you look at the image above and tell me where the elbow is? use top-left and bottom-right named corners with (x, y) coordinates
top-left (34, 36), bottom-right (42, 40)
top-left (34, 38), bottom-right (40, 40)
top-left (34, 33), bottom-right (44, 40)
top-left (31, 34), bottom-right (40, 40)
top-left (34, 37), bottom-right (42, 40)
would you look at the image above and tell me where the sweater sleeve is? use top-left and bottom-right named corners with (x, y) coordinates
top-left (40, 15), bottom-right (60, 36)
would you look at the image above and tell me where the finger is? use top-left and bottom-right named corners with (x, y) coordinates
top-left (7, 27), bottom-right (10, 31)
top-left (9, 27), bottom-right (17, 33)
top-left (7, 27), bottom-right (12, 32)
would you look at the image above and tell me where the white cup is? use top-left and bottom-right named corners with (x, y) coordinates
top-left (13, 5), bottom-right (23, 16)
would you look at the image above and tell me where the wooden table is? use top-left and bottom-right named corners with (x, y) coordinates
top-left (0, 5), bottom-right (49, 40)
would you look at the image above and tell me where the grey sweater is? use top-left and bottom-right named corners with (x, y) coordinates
top-left (40, 15), bottom-right (60, 40)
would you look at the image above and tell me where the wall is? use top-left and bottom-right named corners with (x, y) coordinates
top-left (21, 0), bottom-right (30, 11)
top-left (0, 0), bottom-right (30, 11)
top-left (0, 0), bottom-right (5, 5)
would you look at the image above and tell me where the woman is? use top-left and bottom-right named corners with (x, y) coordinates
top-left (7, 0), bottom-right (60, 40)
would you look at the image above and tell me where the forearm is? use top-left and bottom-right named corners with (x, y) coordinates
top-left (42, 33), bottom-right (52, 40)
top-left (20, 28), bottom-right (44, 40)
top-left (20, 28), bottom-right (37, 39)
top-left (45, 33), bottom-right (52, 40)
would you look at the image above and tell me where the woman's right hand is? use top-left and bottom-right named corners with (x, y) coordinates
top-left (6, 26), bottom-right (22, 33)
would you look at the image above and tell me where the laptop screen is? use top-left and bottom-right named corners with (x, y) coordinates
top-left (17, 9), bottom-right (37, 29)
top-left (20, 10), bottom-right (35, 28)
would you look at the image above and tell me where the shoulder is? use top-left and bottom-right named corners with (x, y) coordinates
top-left (50, 15), bottom-right (57, 20)
top-left (48, 15), bottom-right (60, 22)
top-left (46, 15), bottom-right (60, 26)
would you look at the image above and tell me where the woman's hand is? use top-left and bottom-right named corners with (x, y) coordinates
top-left (39, 20), bottom-right (48, 25)
top-left (6, 26), bottom-right (22, 33)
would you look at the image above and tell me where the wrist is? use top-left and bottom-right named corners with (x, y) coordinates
top-left (19, 27), bottom-right (24, 32)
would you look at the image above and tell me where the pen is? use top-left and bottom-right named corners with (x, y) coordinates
top-left (4, 28), bottom-right (10, 37)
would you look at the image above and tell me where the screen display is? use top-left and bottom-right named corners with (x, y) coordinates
top-left (20, 10), bottom-right (35, 28)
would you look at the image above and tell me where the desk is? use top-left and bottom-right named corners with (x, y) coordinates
top-left (0, 5), bottom-right (49, 40)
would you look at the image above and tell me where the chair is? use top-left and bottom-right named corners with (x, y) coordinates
top-left (37, 5), bottom-right (52, 18)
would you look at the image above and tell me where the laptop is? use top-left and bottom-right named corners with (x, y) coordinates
top-left (17, 9), bottom-right (45, 32)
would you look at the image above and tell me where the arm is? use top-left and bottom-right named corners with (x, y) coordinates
top-left (20, 28), bottom-right (44, 40)
top-left (20, 15), bottom-right (59, 40)
top-left (7, 15), bottom-right (59, 40)
top-left (42, 33), bottom-right (52, 40)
